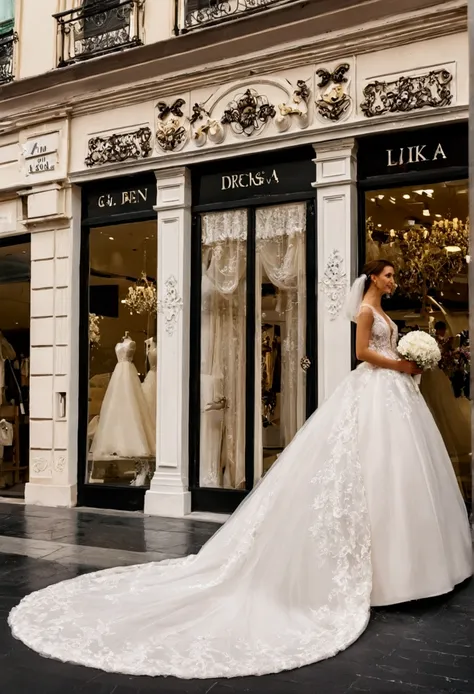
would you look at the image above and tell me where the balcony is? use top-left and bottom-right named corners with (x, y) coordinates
top-left (176, 0), bottom-right (297, 33)
top-left (0, 30), bottom-right (17, 85)
top-left (54, 0), bottom-right (144, 67)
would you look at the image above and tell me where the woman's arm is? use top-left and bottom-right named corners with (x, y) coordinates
top-left (356, 309), bottom-right (420, 374)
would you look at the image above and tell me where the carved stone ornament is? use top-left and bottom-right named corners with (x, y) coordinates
top-left (315, 64), bottom-right (351, 122)
top-left (158, 276), bottom-right (183, 337)
top-left (189, 103), bottom-right (226, 148)
top-left (31, 456), bottom-right (50, 475)
top-left (156, 98), bottom-right (188, 152)
top-left (54, 455), bottom-right (66, 473)
top-left (360, 68), bottom-right (453, 118)
top-left (221, 88), bottom-right (276, 137)
top-left (85, 127), bottom-right (152, 167)
top-left (276, 79), bottom-right (311, 132)
top-left (320, 250), bottom-right (347, 320)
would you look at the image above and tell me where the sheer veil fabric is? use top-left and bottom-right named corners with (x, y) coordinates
top-left (8, 283), bottom-right (472, 680)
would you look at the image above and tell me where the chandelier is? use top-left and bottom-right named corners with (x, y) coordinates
top-left (122, 273), bottom-right (158, 316)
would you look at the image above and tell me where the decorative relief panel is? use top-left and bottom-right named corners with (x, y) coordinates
top-left (360, 68), bottom-right (453, 118)
top-left (315, 64), bottom-right (352, 122)
top-left (220, 88), bottom-right (276, 136)
top-left (85, 127), bottom-right (152, 167)
top-left (319, 250), bottom-right (347, 320)
top-left (156, 99), bottom-right (188, 153)
top-left (276, 79), bottom-right (310, 132)
top-left (158, 276), bottom-right (183, 337)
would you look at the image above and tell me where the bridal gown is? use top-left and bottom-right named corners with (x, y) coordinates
top-left (9, 305), bottom-right (472, 679)
top-left (142, 340), bottom-right (157, 429)
top-left (90, 338), bottom-right (155, 459)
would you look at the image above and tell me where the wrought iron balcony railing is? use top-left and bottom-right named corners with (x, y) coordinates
top-left (0, 30), bottom-right (17, 85)
top-left (54, 0), bottom-right (144, 67)
top-left (175, 0), bottom-right (297, 33)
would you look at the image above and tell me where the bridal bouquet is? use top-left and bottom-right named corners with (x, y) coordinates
top-left (397, 330), bottom-right (441, 384)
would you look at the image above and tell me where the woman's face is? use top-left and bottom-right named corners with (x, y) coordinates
top-left (373, 266), bottom-right (395, 295)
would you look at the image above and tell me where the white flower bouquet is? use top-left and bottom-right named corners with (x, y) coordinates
top-left (397, 330), bottom-right (441, 384)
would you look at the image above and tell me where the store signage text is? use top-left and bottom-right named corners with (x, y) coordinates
top-left (386, 143), bottom-right (447, 167)
top-left (97, 188), bottom-right (149, 208)
top-left (221, 169), bottom-right (280, 190)
top-left (24, 133), bottom-right (59, 176)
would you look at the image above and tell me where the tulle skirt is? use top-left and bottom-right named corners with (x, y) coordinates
top-left (8, 364), bottom-right (472, 679)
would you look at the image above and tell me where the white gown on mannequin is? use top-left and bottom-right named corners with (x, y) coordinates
top-left (141, 339), bottom-right (157, 429)
top-left (91, 337), bottom-right (155, 459)
top-left (8, 305), bottom-right (472, 679)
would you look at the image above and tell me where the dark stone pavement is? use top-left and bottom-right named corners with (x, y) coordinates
top-left (0, 502), bottom-right (472, 694)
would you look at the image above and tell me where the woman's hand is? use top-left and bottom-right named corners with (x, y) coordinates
top-left (398, 360), bottom-right (423, 375)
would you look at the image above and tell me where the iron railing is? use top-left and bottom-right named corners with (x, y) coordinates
top-left (175, 0), bottom-right (297, 33)
top-left (0, 30), bottom-right (17, 85)
top-left (54, 0), bottom-right (144, 67)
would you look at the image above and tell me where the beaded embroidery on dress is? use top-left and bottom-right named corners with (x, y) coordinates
top-left (8, 305), bottom-right (472, 679)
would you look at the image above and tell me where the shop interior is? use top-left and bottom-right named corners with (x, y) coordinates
top-left (199, 202), bottom-right (309, 490)
top-left (0, 235), bottom-right (30, 498)
top-left (365, 178), bottom-right (471, 506)
top-left (86, 221), bottom-right (157, 489)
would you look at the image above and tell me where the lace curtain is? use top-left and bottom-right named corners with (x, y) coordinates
top-left (200, 209), bottom-right (247, 489)
top-left (199, 203), bottom-right (307, 489)
top-left (254, 203), bottom-right (307, 482)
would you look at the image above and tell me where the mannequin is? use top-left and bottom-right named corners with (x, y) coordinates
top-left (142, 337), bottom-right (157, 431)
top-left (0, 332), bottom-right (16, 405)
top-left (91, 332), bottom-right (155, 460)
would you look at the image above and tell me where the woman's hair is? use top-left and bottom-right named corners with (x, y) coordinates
top-left (361, 259), bottom-right (394, 294)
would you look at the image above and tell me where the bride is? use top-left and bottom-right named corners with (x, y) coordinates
top-left (8, 260), bottom-right (472, 679)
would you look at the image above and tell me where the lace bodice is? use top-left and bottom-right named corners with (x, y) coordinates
top-left (359, 304), bottom-right (398, 359)
top-left (115, 338), bottom-right (136, 363)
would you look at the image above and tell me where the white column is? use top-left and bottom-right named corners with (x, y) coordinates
top-left (313, 139), bottom-right (358, 403)
top-left (25, 184), bottom-right (81, 507)
top-left (144, 167), bottom-right (192, 517)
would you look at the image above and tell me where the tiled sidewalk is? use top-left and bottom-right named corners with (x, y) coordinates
top-left (0, 502), bottom-right (472, 694)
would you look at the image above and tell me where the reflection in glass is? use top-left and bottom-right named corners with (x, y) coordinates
top-left (200, 209), bottom-right (247, 489)
top-left (87, 221), bottom-right (157, 488)
top-left (365, 180), bottom-right (471, 505)
top-left (255, 203), bottom-right (307, 482)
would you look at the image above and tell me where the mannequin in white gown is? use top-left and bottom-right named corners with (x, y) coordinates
top-left (8, 261), bottom-right (472, 679)
top-left (91, 333), bottom-right (155, 459)
top-left (141, 337), bottom-right (157, 429)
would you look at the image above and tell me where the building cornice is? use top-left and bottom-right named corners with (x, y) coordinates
top-left (0, 0), bottom-right (466, 130)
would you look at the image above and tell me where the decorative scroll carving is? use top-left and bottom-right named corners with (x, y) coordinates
top-left (85, 127), bottom-right (152, 167)
top-left (189, 103), bottom-right (225, 147)
top-left (315, 64), bottom-right (351, 122)
top-left (156, 99), bottom-right (188, 152)
top-left (158, 276), bottom-right (183, 337)
top-left (320, 250), bottom-right (347, 320)
top-left (360, 68), bottom-right (453, 118)
top-left (221, 88), bottom-right (276, 137)
top-left (276, 79), bottom-right (311, 132)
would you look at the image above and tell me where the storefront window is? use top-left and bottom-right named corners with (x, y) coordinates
top-left (86, 221), bottom-right (157, 488)
top-left (0, 235), bottom-right (30, 497)
top-left (365, 179), bottom-right (471, 505)
top-left (198, 202), bottom-right (309, 490)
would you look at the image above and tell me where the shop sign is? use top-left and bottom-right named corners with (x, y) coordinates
top-left (84, 176), bottom-right (156, 221)
top-left (24, 133), bottom-right (59, 175)
top-left (358, 122), bottom-right (467, 180)
top-left (196, 157), bottom-right (315, 206)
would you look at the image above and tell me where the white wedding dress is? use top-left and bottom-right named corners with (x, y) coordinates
top-left (142, 339), bottom-right (157, 429)
top-left (91, 337), bottom-right (155, 459)
top-left (8, 305), bottom-right (472, 679)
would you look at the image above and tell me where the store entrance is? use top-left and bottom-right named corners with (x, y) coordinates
top-left (0, 234), bottom-right (31, 498)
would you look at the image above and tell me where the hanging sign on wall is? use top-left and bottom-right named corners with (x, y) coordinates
top-left (357, 121), bottom-right (468, 180)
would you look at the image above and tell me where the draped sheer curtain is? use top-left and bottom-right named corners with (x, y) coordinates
top-left (200, 209), bottom-right (247, 489)
top-left (199, 203), bottom-right (307, 489)
top-left (254, 203), bottom-right (307, 482)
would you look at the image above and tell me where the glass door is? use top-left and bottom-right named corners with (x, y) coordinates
top-left (193, 200), bottom-right (316, 509)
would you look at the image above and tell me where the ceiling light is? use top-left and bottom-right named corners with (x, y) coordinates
top-left (414, 189), bottom-right (434, 197)
top-left (445, 245), bottom-right (461, 253)
top-left (435, 214), bottom-right (442, 218)
top-left (109, 236), bottom-right (114, 241)
top-left (422, 208), bottom-right (430, 217)
top-left (377, 194), bottom-right (384, 200)
top-left (370, 198), bottom-right (376, 203)
top-left (377, 224), bottom-right (382, 228)
top-left (403, 194), bottom-right (411, 199)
